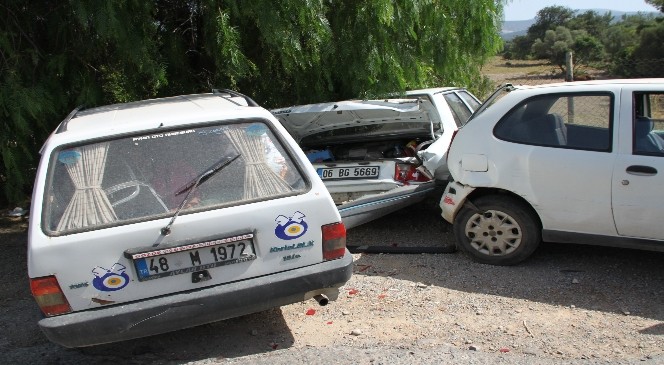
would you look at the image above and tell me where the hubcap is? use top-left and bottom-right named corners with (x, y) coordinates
top-left (464, 209), bottom-right (522, 256)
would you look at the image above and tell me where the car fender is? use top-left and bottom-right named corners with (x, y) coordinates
top-left (439, 180), bottom-right (475, 223)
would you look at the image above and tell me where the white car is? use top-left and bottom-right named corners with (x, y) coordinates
top-left (272, 88), bottom-right (480, 228)
top-left (441, 79), bottom-right (664, 265)
top-left (27, 90), bottom-right (353, 347)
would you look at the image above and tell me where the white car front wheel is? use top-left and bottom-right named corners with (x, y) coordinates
top-left (454, 195), bottom-right (540, 265)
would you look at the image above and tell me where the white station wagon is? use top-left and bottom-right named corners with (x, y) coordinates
top-left (27, 90), bottom-right (352, 347)
top-left (442, 79), bottom-right (664, 265)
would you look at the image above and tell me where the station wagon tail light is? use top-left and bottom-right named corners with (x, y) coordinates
top-left (322, 222), bottom-right (346, 261)
top-left (395, 163), bottom-right (431, 184)
top-left (30, 276), bottom-right (72, 316)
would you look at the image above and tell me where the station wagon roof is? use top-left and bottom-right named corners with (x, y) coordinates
top-left (406, 87), bottom-right (463, 95)
top-left (58, 93), bottom-right (255, 135)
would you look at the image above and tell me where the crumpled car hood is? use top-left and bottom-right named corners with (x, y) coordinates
top-left (271, 99), bottom-right (437, 141)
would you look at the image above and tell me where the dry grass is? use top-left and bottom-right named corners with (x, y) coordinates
top-left (481, 56), bottom-right (607, 87)
top-left (481, 56), bottom-right (565, 86)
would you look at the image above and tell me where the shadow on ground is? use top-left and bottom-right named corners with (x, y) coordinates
top-left (0, 217), bottom-right (294, 364)
top-left (347, 206), bottom-right (664, 323)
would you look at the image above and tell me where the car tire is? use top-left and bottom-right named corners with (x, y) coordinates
top-left (453, 195), bottom-right (540, 266)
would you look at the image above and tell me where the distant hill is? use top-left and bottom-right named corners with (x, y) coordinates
top-left (501, 9), bottom-right (659, 41)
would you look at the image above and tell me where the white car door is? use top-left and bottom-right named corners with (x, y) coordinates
top-left (612, 88), bottom-right (664, 240)
top-left (490, 91), bottom-right (617, 235)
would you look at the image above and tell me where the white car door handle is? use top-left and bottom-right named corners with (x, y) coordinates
top-left (626, 165), bottom-right (657, 176)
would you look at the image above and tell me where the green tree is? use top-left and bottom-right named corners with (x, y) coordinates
top-left (527, 6), bottom-right (575, 43)
top-left (1, 0), bottom-right (504, 205)
top-left (646, 0), bottom-right (664, 12)
top-left (565, 10), bottom-right (613, 39)
top-left (531, 26), bottom-right (603, 72)
top-left (503, 35), bottom-right (533, 60)
top-left (531, 26), bottom-right (574, 69)
top-left (630, 23), bottom-right (664, 77)
top-left (1, 1), bottom-right (166, 206)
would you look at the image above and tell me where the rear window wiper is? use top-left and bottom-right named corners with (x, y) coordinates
top-left (160, 153), bottom-right (241, 236)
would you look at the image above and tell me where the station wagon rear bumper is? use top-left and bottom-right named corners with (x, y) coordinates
top-left (38, 252), bottom-right (353, 348)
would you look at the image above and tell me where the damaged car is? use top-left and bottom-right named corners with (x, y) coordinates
top-left (271, 88), bottom-right (481, 228)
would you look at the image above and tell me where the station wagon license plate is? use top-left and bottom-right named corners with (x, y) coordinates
top-left (317, 166), bottom-right (380, 180)
top-left (128, 233), bottom-right (256, 281)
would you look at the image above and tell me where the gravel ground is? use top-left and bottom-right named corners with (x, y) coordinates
top-left (1, 204), bottom-right (663, 365)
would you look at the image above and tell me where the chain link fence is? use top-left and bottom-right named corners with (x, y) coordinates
top-left (483, 57), bottom-right (664, 89)
top-left (609, 58), bottom-right (664, 79)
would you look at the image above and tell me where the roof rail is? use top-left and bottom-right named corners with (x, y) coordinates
top-left (212, 88), bottom-right (260, 107)
top-left (55, 105), bottom-right (85, 134)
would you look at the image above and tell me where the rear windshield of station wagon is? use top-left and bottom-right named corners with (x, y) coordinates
top-left (44, 121), bottom-right (307, 235)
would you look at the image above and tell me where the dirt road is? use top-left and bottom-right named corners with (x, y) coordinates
top-left (1, 206), bottom-right (663, 364)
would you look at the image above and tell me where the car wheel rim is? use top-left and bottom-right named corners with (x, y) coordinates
top-left (464, 209), bottom-right (522, 256)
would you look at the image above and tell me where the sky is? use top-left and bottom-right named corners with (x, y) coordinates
top-left (503, 0), bottom-right (658, 21)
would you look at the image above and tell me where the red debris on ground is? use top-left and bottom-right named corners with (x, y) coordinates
top-left (306, 308), bottom-right (316, 315)
top-left (358, 265), bottom-right (372, 272)
top-left (499, 348), bottom-right (510, 353)
top-left (348, 289), bottom-right (359, 295)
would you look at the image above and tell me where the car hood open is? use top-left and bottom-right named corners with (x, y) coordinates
top-left (271, 99), bottom-right (438, 141)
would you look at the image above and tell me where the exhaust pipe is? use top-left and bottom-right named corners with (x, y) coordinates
top-left (313, 294), bottom-right (329, 306)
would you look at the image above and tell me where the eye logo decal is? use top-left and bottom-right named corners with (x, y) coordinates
top-left (275, 211), bottom-right (308, 240)
top-left (92, 263), bottom-right (130, 292)
top-left (58, 150), bottom-right (82, 165)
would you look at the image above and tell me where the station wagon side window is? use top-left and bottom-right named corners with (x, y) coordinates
top-left (493, 93), bottom-right (613, 151)
top-left (633, 92), bottom-right (664, 156)
top-left (44, 121), bottom-right (307, 235)
top-left (442, 92), bottom-right (473, 127)
top-left (458, 91), bottom-right (481, 111)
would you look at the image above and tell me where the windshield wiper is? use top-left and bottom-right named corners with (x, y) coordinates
top-left (160, 153), bottom-right (241, 236)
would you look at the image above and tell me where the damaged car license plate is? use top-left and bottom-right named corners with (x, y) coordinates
top-left (317, 166), bottom-right (380, 180)
top-left (128, 233), bottom-right (256, 281)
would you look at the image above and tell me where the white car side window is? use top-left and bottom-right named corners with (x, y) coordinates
top-left (633, 92), bottom-right (664, 156)
top-left (494, 94), bottom-right (612, 151)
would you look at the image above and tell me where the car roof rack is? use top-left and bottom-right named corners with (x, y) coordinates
top-left (55, 105), bottom-right (85, 134)
top-left (212, 88), bottom-right (260, 107)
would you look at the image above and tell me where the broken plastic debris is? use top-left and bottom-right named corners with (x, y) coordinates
top-left (500, 348), bottom-right (510, 353)
top-left (326, 321), bottom-right (333, 325)
top-left (348, 289), bottom-right (359, 295)
top-left (306, 308), bottom-right (316, 315)
top-left (378, 293), bottom-right (386, 299)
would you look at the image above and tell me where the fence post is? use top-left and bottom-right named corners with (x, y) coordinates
top-left (565, 51), bottom-right (574, 82)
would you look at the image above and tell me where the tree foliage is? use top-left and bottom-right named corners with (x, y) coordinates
top-left (646, 0), bottom-right (664, 12)
top-left (527, 6), bottom-right (575, 42)
top-left (502, 3), bottom-right (664, 79)
top-left (531, 26), bottom-right (604, 72)
top-left (0, 0), bottom-right (504, 205)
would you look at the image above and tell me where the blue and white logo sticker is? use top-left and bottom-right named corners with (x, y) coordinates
top-left (275, 211), bottom-right (308, 240)
top-left (92, 263), bottom-right (130, 292)
top-left (246, 123), bottom-right (268, 137)
top-left (58, 150), bottom-right (81, 165)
